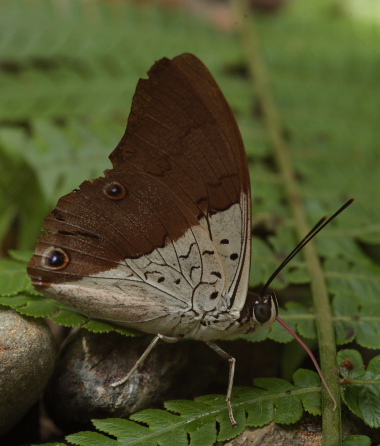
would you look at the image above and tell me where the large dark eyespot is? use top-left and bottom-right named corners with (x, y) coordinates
top-left (46, 248), bottom-right (70, 270)
top-left (103, 182), bottom-right (127, 200)
top-left (254, 301), bottom-right (272, 324)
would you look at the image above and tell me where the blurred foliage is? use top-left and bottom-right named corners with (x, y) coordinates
top-left (1, 0), bottom-right (379, 254)
top-left (1, 0), bottom-right (380, 444)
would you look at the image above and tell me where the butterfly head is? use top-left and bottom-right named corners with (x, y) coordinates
top-left (254, 292), bottom-right (279, 328)
top-left (239, 290), bottom-right (278, 332)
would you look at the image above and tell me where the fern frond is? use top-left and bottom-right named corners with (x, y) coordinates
top-left (66, 371), bottom-right (321, 446)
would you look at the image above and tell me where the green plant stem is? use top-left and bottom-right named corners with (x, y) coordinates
top-left (233, 1), bottom-right (341, 444)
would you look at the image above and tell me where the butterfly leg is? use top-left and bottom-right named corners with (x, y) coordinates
top-left (111, 333), bottom-right (182, 387)
top-left (206, 341), bottom-right (237, 427)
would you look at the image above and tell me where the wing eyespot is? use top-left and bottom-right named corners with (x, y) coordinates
top-left (230, 253), bottom-right (239, 261)
top-left (45, 248), bottom-right (70, 270)
top-left (103, 182), bottom-right (127, 200)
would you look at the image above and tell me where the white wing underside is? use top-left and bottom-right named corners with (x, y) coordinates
top-left (47, 192), bottom-right (251, 339)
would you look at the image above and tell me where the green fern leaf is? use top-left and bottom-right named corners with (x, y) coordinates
top-left (338, 349), bottom-right (380, 428)
top-left (333, 280), bottom-right (380, 349)
top-left (271, 302), bottom-right (317, 343)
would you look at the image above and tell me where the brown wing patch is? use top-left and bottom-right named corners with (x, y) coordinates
top-left (110, 53), bottom-right (249, 220)
top-left (28, 168), bottom-right (201, 284)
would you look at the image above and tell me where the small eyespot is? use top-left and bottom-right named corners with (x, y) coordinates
top-left (230, 253), bottom-right (238, 261)
top-left (220, 239), bottom-right (229, 244)
top-left (158, 277), bottom-right (165, 283)
top-left (210, 291), bottom-right (219, 300)
top-left (103, 182), bottom-right (127, 200)
top-left (45, 248), bottom-right (70, 270)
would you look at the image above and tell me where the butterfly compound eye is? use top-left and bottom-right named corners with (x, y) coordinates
top-left (103, 182), bottom-right (127, 200)
top-left (46, 248), bottom-right (70, 270)
top-left (254, 301), bottom-right (272, 323)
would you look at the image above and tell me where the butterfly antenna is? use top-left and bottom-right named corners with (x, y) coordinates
top-left (261, 198), bottom-right (354, 296)
top-left (261, 199), bottom-right (354, 409)
top-left (260, 216), bottom-right (327, 295)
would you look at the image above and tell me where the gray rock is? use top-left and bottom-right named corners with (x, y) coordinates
top-left (0, 308), bottom-right (56, 436)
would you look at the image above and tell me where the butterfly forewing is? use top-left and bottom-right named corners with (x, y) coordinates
top-left (27, 53), bottom-right (252, 340)
top-left (112, 54), bottom-right (252, 313)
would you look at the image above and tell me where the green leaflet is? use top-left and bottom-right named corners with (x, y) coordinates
top-left (83, 320), bottom-right (142, 337)
top-left (0, 294), bottom-right (60, 318)
top-left (343, 435), bottom-right (372, 446)
top-left (0, 257), bottom-right (32, 296)
top-left (50, 310), bottom-right (88, 327)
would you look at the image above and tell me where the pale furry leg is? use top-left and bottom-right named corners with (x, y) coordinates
top-left (206, 341), bottom-right (237, 427)
top-left (111, 333), bottom-right (182, 387)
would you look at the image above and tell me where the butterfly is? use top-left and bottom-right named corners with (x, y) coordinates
top-left (27, 53), bottom-right (351, 425)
